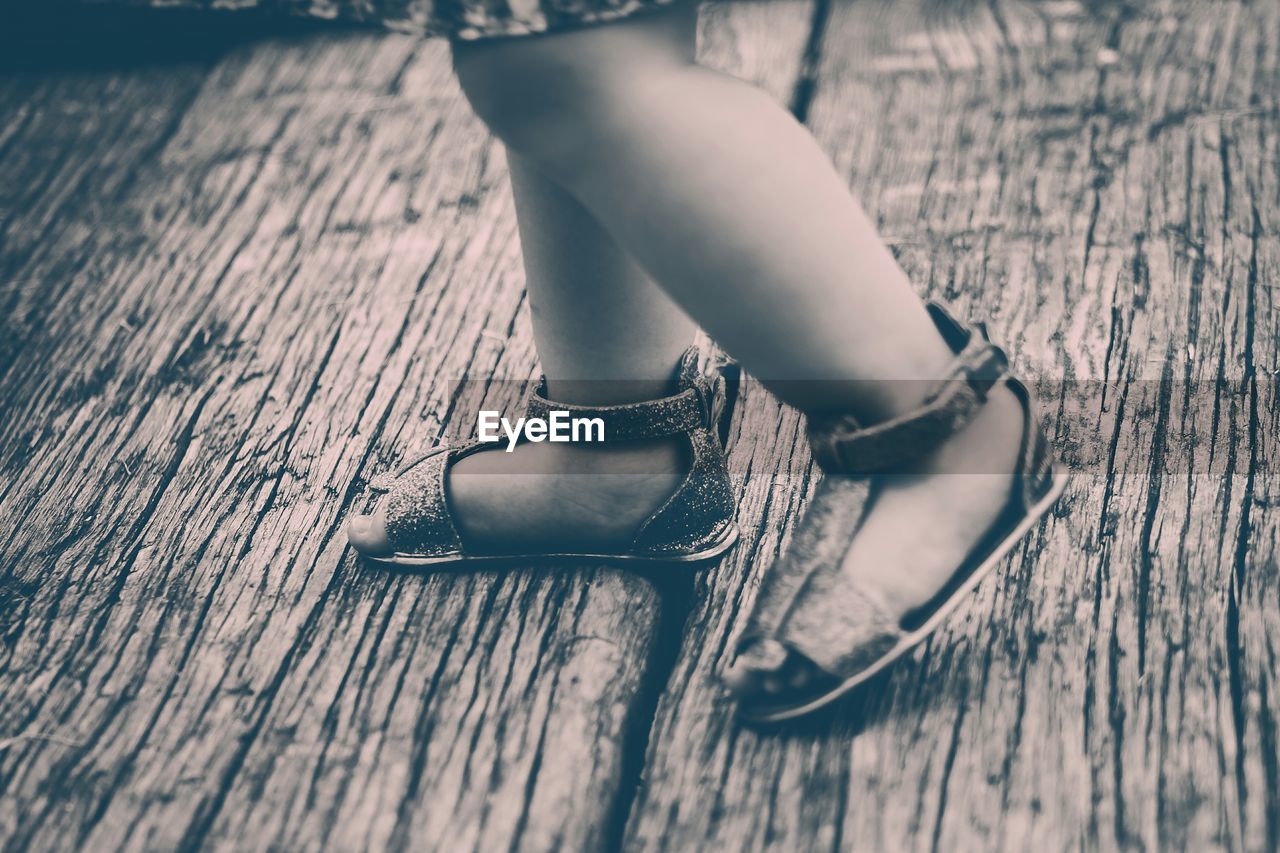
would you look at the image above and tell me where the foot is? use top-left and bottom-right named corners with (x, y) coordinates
top-left (347, 437), bottom-right (688, 557)
top-left (724, 382), bottom-right (1026, 697)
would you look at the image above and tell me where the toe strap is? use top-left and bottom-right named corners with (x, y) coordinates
top-left (735, 473), bottom-right (902, 681)
top-left (773, 568), bottom-right (902, 679)
top-left (382, 449), bottom-right (466, 558)
top-left (740, 474), bottom-right (868, 640)
top-left (735, 580), bottom-right (901, 683)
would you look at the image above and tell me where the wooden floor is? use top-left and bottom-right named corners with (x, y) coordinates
top-left (1, 0), bottom-right (1278, 849)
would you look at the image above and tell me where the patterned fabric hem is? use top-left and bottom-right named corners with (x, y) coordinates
top-left (414, 0), bottom-right (679, 40)
top-left (97, 0), bottom-right (685, 41)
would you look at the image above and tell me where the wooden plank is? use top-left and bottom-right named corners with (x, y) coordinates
top-left (626, 0), bottom-right (1280, 850)
top-left (0, 7), bottom-right (816, 849)
top-left (1228, 42), bottom-right (1280, 852)
top-left (0, 32), bottom-right (646, 851)
top-left (0, 67), bottom-right (211, 382)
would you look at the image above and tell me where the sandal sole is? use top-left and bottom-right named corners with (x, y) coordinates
top-left (359, 522), bottom-right (739, 569)
top-left (738, 469), bottom-right (1070, 723)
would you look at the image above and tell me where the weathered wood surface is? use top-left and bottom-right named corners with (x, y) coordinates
top-left (626, 0), bottom-right (1280, 850)
top-left (1, 0), bottom-right (1278, 850)
top-left (0, 5), bottom-right (813, 851)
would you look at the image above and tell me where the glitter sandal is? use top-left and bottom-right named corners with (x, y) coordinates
top-left (352, 347), bottom-right (738, 568)
top-left (724, 303), bottom-right (1068, 722)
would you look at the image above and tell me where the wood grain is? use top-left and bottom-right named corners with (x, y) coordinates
top-left (0, 32), bottom-right (647, 851)
top-left (3, 0), bottom-right (1277, 850)
top-left (625, 0), bottom-right (1280, 850)
top-left (0, 6), bottom-right (814, 850)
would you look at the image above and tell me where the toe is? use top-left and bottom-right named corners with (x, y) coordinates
top-left (722, 639), bottom-right (789, 695)
top-left (785, 659), bottom-right (817, 690)
top-left (347, 505), bottom-right (392, 556)
top-left (723, 638), bottom-right (830, 704)
top-left (720, 661), bottom-right (759, 694)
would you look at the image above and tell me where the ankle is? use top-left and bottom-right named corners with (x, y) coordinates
top-left (542, 376), bottom-right (677, 407)
top-left (841, 336), bottom-right (957, 422)
top-left (773, 334), bottom-right (957, 423)
top-left (913, 382), bottom-right (1024, 475)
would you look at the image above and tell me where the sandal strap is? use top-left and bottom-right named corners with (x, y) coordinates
top-left (807, 302), bottom-right (1010, 475)
top-left (1006, 375), bottom-right (1057, 513)
top-left (775, 567), bottom-right (903, 678)
top-left (526, 370), bottom-right (717, 442)
top-left (383, 445), bottom-right (468, 558)
top-left (735, 472), bottom-right (870, 664)
top-left (735, 481), bottom-right (904, 682)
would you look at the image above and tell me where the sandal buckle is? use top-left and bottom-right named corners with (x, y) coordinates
top-left (693, 374), bottom-right (726, 433)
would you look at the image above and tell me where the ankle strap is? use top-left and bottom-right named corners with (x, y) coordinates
top-left (808, 302), bottom-right (1010, 474)
top-left (525, 349), bottom-right (731, 444)
top-left (525, 388), bottom-right (706, 441)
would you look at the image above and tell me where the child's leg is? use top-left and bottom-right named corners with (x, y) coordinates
top-left (506, 152), bottom-right (695, 404)
top-left (348, 152), bottom-right (694, 556)
top-left (452, 4), bottom-right (955, 421)
top-left (451, 5), bottom-right (1026, 686)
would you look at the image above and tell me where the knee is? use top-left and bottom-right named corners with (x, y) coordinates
top-left (452, 38), bottom-right (603, 153)
top-left (452, 10), bottom-right (695, 167)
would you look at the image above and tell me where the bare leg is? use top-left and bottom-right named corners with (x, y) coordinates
top-left (452, 5), bottom-right (1026, 693)
top-left (507, 152), bottom-right (695, 404)
top-left (348, 152), bottom-right (694, 555)
top-left (453, 5), bottom-right (954, 421)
